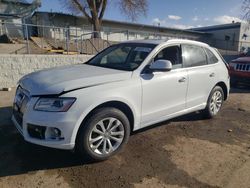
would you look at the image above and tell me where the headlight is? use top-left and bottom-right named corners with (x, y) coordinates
top-left (34, 98), bottom-right (76, 112)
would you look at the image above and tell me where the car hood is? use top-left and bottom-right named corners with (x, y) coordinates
top-left (19, 64), bottom-right (132, 96)
top-left (232, 57), bottom-right (250, 64)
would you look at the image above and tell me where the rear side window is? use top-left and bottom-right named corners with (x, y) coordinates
top-left (182, 44), bottom-right (207, 67)
top-left (204, 48), bottom-right (219, 64)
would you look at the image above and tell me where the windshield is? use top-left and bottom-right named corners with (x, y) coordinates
top-left (86, 43), bottom-right (156, 71)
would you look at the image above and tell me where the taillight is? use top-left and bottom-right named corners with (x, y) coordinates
top-left (228, 62), bottom-right (236, 70)
top-left (229, 62), bottom-right (234, 66)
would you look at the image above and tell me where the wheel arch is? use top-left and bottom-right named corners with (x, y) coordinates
top-left (84, 101), bottom-right (134, 131)
top-left (216, 81), bottom-right (228, 101)
top-left (74, 100), bottom-right (135, 145)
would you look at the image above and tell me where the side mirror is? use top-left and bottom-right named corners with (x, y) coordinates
top-left (149, 59), bottom-right (172, 72)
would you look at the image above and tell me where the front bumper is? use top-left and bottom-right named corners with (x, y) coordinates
top-left (229, 70), bottom-right (250, 84)
top-left (12, 90), bottom-right (78, 150)
top-left (12, 112), bottom-right (76, 150)
top-left (230, 74), bottom-right (250, 84)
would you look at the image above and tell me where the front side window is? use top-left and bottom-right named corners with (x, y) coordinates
top-left (154, 45), bottom-right (182, 69)
top-left (87, 43), bottom-right (156, 71)
top-left (182, 45), bottom-right (207, 67)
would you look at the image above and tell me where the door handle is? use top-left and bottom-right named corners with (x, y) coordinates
top-left (209, 73), bottom-right (215, 77)
top-left (178, 77), bottom-right (186, 83)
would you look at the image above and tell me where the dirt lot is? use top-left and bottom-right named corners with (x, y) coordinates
top-left (0, 86), bottom-right (250, 188)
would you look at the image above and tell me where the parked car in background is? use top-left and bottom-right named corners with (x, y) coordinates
top-left (229, 57), bottom-right (250, 86)
top-left (12, 39), bottom-right (230, 161)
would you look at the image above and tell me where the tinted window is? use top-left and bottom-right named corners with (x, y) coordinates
top-left (154, 46), bottom-right (182, 69)
top-left (182, 45), bottom-right (207, 67)
top-left (205, 48), bottom-right (219, 64)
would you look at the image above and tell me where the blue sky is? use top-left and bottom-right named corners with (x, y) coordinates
top-left (35, 0), bottom-right (244, 29)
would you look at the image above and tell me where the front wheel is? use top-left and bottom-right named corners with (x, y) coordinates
top-left (76, 107), bottom-right (130, 161)
top-left (203, 86), bottom-right (224, 118)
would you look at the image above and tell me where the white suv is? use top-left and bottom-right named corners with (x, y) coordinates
top-left (12, 39), bottom-right (230, 161)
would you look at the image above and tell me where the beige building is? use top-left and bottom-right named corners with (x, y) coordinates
top-left (1, 4), bottom-right (247, 52)
top-left (0, 0), bottom-right (40, 38)
top-left (31, 11), bottom-right (209, 43)
top-left (32, 12), bottom-right (248, 52)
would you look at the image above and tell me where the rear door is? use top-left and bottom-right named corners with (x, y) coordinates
top-left (182, 44), bottom-right (218, 109)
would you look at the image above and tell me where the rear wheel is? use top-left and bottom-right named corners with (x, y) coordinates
top-left (76, 107), bottom-right (130, 161)
top-left (203, 86), bottom-right (224, 118)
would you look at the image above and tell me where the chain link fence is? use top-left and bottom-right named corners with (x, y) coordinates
top-left (0, 21), bottom-right (248, 55)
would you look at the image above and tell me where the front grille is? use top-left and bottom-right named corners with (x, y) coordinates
top-left (13, 86), bottom-right (30, 128)
top-left (13, 109), bottom-right (23, 128)
top-left (234, 63), bottom-right (250, 72)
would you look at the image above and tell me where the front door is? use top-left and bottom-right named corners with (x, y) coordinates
top-left (140, 45), bottom-right (188, 127)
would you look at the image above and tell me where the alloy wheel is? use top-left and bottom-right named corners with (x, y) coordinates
top-left (88, 117), bottom-right (125, 155)
top-left (209, 90), bottom-right (223, 115)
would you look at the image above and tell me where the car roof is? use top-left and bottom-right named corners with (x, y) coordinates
top-left (122, 39), bottom-right (210, 47)
top-left (122, 39), bottom-right (165, 45)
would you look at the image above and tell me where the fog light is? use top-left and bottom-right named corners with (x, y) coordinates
top-left (45, 127), bottom-right (63, 140)
top-left (27, 124), bottom-right (46, 139)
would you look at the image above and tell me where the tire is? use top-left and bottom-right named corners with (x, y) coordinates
top-left (203, 86), bottom-right (224, 119)
top-left (76, 107), bottom-right (130, 161)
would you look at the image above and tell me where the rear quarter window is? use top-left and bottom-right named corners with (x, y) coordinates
top-left (204, 48), bottom-right (219, 64)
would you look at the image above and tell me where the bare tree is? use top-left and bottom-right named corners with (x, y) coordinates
top-left (62, 0), bottom-right (148, 38)
top-left (243, 0), bottom-right (250, 23)
top-left (118, 0), bottom-right (148, 22)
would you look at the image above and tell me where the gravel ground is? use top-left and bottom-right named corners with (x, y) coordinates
top-left (0, 86), bottom-right (250, 188)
